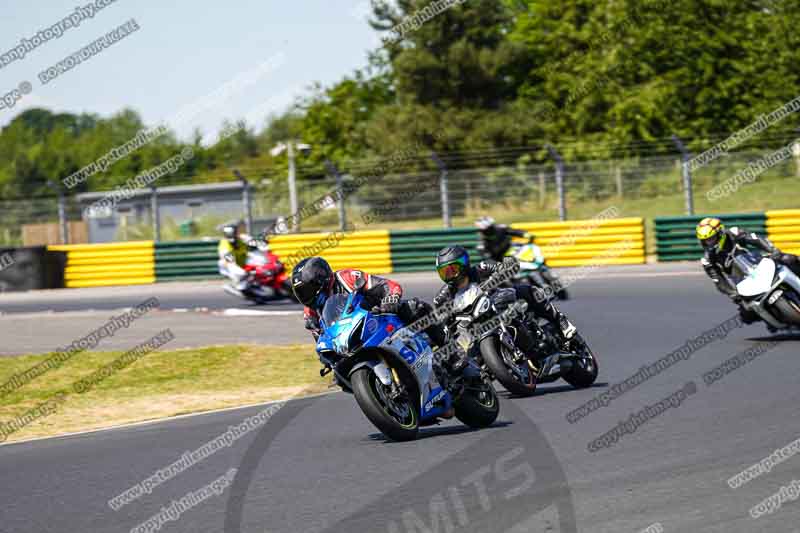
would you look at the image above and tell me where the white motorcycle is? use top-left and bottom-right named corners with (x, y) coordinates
top-left (505, 240), bottom-right (569, 300)
top-left (728, 250), bottom-right (800, 331)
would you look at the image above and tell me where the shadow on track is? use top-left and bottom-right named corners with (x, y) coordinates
top-left (224, 396), bottom-right (577, 533)
top-left (498, 381), bottom-right (608, 400)
top-left (365, 420), bottom-right (514, 443)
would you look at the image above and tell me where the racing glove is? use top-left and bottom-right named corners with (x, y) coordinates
top-left (502, 256), bottom-right (520, 273)
top-left (372, 295), bottom-right (400, 315)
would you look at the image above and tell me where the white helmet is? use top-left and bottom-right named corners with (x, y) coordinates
top-left (475, 216), bottom-right (496, 231)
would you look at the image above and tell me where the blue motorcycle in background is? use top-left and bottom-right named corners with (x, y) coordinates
top-left (316, 280), bottom-right (500, 441)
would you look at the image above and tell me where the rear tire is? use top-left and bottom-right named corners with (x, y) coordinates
top-left (563, 334), bottom-right (599, 388)
top-left (351, 368), bottom-right (419, 441)
top-left (454, 382), bottom-right (500, 429)
top-left (479, 336), bottom-right (538, 397)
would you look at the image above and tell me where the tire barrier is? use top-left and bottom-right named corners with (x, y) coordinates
top-left (47, 241), bottom-right (155, 288)
top-left (0, 247), bottom-right (67, 292)
top-left (654, 213), bottom-right (767, 262)
top-left (766, 209), bottom-right (800, 256)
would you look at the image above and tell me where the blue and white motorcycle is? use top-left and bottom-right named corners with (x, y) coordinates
top-left (316, 280), bottom-right (500, 441)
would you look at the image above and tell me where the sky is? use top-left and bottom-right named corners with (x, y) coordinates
top-left (0, 0), bottom-right (382, 143)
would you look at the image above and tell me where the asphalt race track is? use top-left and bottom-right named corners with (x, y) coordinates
top-left (1, 263), bottom-right (799, 532)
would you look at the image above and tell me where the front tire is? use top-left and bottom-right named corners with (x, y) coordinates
top-left (562, 334), bottom-right (599, 388)
top-left (454, 381), bottom-right (500, 429)
top-left (479, 336), bottom-right (538, 397)
top-left (773, 293), bottom-right (800, 326)
top-left (351, 368), bottom-right (419, 441)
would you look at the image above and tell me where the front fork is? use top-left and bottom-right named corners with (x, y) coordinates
top-left (496, 322), bottom-right (541, 377)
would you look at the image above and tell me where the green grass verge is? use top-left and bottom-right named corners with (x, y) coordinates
top-left (0, 344), bottom-right (327, 443)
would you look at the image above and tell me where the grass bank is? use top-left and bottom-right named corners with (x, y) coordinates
top-left (0, 344), bottom-right (326, 443)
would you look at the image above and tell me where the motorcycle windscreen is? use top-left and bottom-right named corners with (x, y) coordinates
top-left (321, 294), bottom-right (350, 327)
top-left (453, 283), bottom-right (483, 312)
top-left (736, 258), bottom-right (776, 297)
top-left (246, 251), bottom-right (268, 265)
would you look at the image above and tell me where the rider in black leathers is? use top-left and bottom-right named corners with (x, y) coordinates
top-left (475, 216), bottom-right (565, 297)
top-left (475, 216), bottom-right (531, 261)
top-left (433, 246), bottom-right (577, 369)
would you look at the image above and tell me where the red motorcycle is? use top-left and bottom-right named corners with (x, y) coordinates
top-left (223, 250), bottom-right (296, 303)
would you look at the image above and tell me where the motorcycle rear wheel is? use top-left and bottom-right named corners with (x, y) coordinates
top-left (351, 368), bottom-right (419, 441)
top-left (454, 381), bottom-right (500, 429)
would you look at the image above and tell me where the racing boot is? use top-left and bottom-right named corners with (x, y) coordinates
top-left (536, 296), bottom-right (576, 346)
top-left (557, 312), bottom-right (577, 342)
top-left (437, 343), bottom-right (468, 375)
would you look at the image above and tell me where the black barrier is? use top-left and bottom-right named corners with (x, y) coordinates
top-left (0, 247), bottom-right (66, 292)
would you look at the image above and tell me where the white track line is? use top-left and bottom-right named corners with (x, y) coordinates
top-left (220, 309), bottom-right (303, 317)
top-left (566, 271), bottom-right (702, 280)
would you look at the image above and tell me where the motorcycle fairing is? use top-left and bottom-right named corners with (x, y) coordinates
top-left (318, 291), bottom-right (450, 421)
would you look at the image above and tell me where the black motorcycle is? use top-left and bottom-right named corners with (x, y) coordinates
top-left (445, 278), bottom-right (597, 396)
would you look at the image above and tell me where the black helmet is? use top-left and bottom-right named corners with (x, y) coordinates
top-left (291, 257), bottom-right (334, 307)
top-left (436, 246), bottom-right (470, 284)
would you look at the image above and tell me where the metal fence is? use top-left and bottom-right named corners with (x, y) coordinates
top-left (5, 146), bottom-right (799, 246)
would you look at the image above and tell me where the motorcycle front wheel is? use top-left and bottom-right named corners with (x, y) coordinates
top-left (773, 292), bottom-right (800, 326)
top-left (562, 334), bottom-right (599, 388)
top-left (351, 368), bottom-right (419, 441)
top-left (479, 336), bottom-right (538, 397)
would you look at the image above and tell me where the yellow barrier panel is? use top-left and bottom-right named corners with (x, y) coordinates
top-left (48, 241), bottom-right (155, 252)
top-left (66, 276), bottom-right (157, 288)
top-left (767, 210), bottom-right (800, 255)
top-left (48, 241), bottom-right (155, 288)
top-left (269, 230), bottom-right (392, 274)
top-left (513, 217), bottom-right (646, 266)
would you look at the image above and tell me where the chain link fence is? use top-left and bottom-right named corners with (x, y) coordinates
top-left (5, 147), bottom-right (798, 246)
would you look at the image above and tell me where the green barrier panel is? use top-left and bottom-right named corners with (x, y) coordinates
top-left (390, 228), bottom-right (481, 272)
top-left (654, 213), bottom-right (767, 262)
top-left (155, 241), bottom-right (219, 281)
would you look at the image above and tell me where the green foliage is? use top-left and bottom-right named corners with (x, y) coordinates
top-left (2, 0), bottom-right (799, 202)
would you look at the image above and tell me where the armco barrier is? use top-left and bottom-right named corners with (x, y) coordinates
top-left (513, 217), bottom-right (645, 267)
top-left (390, 228), bottom-right (481, 273)
top-left (47, 241), bottom-right (155, 288)
top-left (0, 247), bottom-right (67, 291)
top-left (767, 209), bottom-right (800, 255)
top-left (389, 218), bottom-right (645, 272)
top-left (654, 213), bottom-right (767, 262)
